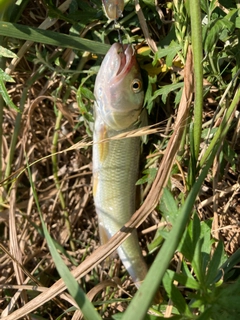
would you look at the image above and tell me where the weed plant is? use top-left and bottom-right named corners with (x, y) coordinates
top-left (0, 0), bottom-right (240, 319)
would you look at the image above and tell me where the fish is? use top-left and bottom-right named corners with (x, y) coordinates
top-left (102, 0), bottom-right (125, 20)
top-left (93, 43), bottom-right (148, 287)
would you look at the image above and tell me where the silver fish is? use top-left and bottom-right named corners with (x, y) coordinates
top-left (93, 43), bottom-right (148, 287)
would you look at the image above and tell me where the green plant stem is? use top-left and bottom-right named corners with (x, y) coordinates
top-left (0, 94), bottom-right (3, 183)
top-left (122, 144), bottom-right (218, 320)
top-left (188, 121), bottom-right (196, 187)
top-left (0, 35), bottom-right (5, 183)
top-left (178, 112), bottom-right (191, 156)
top-left (0, 0), bottom-right (32, 186)
top-left (51, 110), bottom-right (75, 251)
top-left (50, 52), bottom-right (93, 252)
top-left (190, 0), bottom-right (203, 164)
top-left (4, 88), bottom-right (27, 183)
top-left (26, 158), bottom-right (101, 320)
top-left (200, 86), bottom-right (240, 167)
top-left (208, 52), bottom-right (226, 89)
top-left (4, 68), bottom-right (45, 187)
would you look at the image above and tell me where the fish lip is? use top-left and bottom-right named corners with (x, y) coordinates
top-left (114, 44), bottom-right (135, 80)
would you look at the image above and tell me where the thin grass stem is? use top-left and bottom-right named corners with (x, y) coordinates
top-left (190, 0), bottom-right (203, 163)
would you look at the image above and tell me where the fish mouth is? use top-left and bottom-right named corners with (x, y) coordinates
top-left (114, 44), bottom-right (134, 80)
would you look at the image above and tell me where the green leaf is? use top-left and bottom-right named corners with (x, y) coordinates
top-left (0, 21), bottom-right (110, 55)
top-left (121, 142), bottom-right (218, 320)
top-left (43, 231), bottom-right (94, 313)
top-left (210, 278), bottom-right (240, 319)
top-left (222, 141), bottom-right (237, 170)
top-left (215, 248), bottom-right (240, 282)
top-left (80, 86), bottom-right (95, 100)
top-left (41, 222), bottom-right (101, 320)
top-left (56, 306), bottom-right (78, 320)
top-left (141, 0), bottom-right (155, 6)
top-left (197, 307), bottom-right (214, 320)
top-left (179, 214), bottom-right (206, 283)
top-left (199, 220), bottom-right (213, 272)
top-left (201, 127), bottom-right (218, 139)
top-left (42, 222), bottom-right (101, 320)
top-left (156, 41), bottom-right (182, 67)
top-left (203, 18), bottom-right (234, 53)
top-left (190, 216), bottom-right (204, 282)
top-left (174, 87), bottom-right (183, 105)
top-left (0, 45), bottom-right (18, 58)
top-left (181, 259), bottom-right (197, 283)
top-left (0, 0), bottom-right (15, 19)
top-left (179, 215), bottom-right (199, 263)
top-left (0, 68), bottom-right (15, 82)
top-left (147, 232), bottom-right (164, 253)
top-left (163, 270), bottom-right (193, 317)
top-left (173, 272), bottom-right (200, 290)
top-left (0, 69), bottom-right (20, 112)
top-left (26, 161), bottom-right (101, 320)
top-left (159, 188), bottom-right (179, 224)
top-left (112, 314), bottom-right (124, 320)
top-left (144, 75), bottom-right (157, 114)
top-left (200, 0), bottom-right (209, 13)
top-left (209, 0), bottom-right (218, 14)
top-left (235, 16), bottom-right (240, 28)
top-left (136, 168), bottom-right (157, 185)
top-left (151, 82), bottom-right (184, 104)
top-left (205, 241), bottom-right (224, 286)
top-left (113, 313), bottom-right (163, 320)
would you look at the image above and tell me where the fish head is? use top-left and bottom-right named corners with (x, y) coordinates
top-left (94, 43), bottom-right (144, 131)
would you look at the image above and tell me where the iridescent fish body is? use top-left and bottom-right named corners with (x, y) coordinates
top-left (93, 43), bottom-right (148, 287)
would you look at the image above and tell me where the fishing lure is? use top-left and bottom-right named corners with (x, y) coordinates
top-left (102, 0), bottom-right (125, 20)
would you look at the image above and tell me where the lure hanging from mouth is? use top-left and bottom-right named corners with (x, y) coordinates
top-left (102, 0), bottom-right (125, 20)
top-left (93, 43), bottom-right (148, 287)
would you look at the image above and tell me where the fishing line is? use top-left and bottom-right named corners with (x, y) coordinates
top-left (116, 24), bottom-right (123, 44)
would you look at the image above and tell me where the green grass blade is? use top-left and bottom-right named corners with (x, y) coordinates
top-left (0, 69), bottom-right (20, 112)
top-left (0, 0), bottom-right (15, 20)
top-left (4, 87), bottom-right (27, 183)
top-left (200, 86), bottom-right (240, 167)
top-left (0, 21), bottom-right (110, 55)
top-left (215, 248), bottom-right (240, 282)
top-left (41, 218), bottom-right (101, 320)
top-left (189, 0), bottom-right (203, 162)
top-left (205, 241), bottom-right (224, 286)
top-left (122, 145), bottom-right (217, 320)
top-left (163, 270), bottom-right (192, 317)
top-left (26, 158), bottom-right (101, 320)
top-left (25, 217), bottom-right (78, 266)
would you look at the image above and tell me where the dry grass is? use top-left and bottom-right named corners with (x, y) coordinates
top-left (1, 0), bottom-right (240, 319)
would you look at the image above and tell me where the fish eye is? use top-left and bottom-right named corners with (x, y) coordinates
top-left (131, 79), bottom-right (142, 93)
